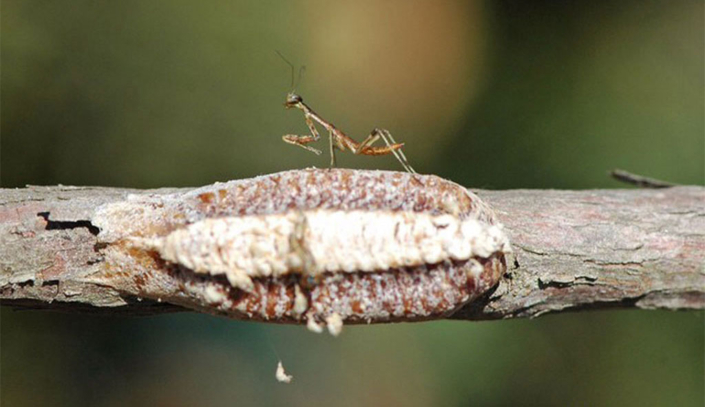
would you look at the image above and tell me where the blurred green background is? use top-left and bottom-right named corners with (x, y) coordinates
top-left (2, 1), bottom-right (703, 406)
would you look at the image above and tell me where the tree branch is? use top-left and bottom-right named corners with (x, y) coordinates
top-left (1, 169), bottom-right (703, 322)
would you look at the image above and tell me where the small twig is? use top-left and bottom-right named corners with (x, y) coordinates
top-left (610, 169), bottom-right (676, 188)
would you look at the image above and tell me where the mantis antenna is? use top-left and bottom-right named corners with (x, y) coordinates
top-left (276, 50), bottom-right (305, 92)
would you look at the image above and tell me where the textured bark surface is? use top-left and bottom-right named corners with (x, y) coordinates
top-left (1, 170), bottom-right (703, 321)
top-left (453, 187), bottom-right (705, 319)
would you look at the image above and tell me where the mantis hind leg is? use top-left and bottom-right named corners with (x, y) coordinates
top-left (328, 129), bottom-right (337, 168)
top-left (355, 128), bottom-right (416, 174)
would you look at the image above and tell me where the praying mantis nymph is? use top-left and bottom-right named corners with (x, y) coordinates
top-left (277, 52), bottom-right (416, 173)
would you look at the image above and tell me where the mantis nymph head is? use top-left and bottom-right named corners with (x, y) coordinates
top-left (284, 92), bottom-right (303, 109)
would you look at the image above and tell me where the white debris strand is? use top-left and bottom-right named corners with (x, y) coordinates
top-left (306, 315), bottom-right (325, 333)
top-left (139, 210), bottom-right (510, 292)
top-left (325, 313), bottom-right (344, 336)
top-left (275, 361), bottom-right (293, 384)
top-left (293, 285), bottom-right (308, 316)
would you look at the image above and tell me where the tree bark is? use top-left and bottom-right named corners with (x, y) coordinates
top-left (1, 170), bottom-right (703, 321)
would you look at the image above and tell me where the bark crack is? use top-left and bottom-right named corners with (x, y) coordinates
top-left (37, 212), bottom-right (100, 236)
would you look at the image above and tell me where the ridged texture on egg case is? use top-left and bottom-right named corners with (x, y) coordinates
top-left (142, 210), bottom-right (510, 292)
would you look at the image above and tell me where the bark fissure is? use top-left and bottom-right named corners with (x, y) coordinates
top-left (37, 212), bottom-right (100, 235)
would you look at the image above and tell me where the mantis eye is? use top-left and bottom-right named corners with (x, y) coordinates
top-left (286, 93), bottom-right (303, 105)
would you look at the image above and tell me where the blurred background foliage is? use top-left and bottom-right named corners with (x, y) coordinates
top-left (1, 0), bottom-right (703, 406)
